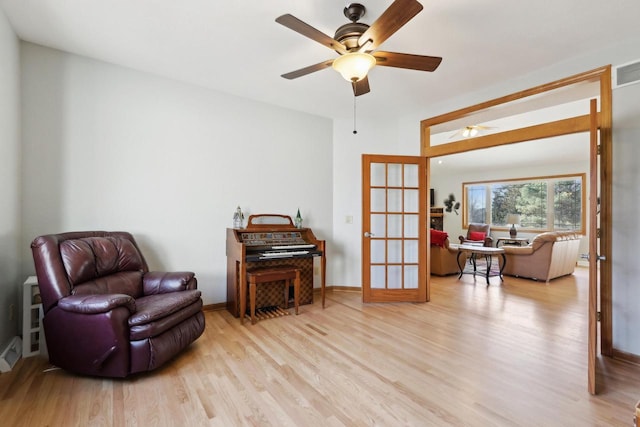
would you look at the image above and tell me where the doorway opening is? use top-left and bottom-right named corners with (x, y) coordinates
top-left (421, 66), bottom-right (612, 395)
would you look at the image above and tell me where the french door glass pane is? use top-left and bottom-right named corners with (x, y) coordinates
top-left (388, 214), bottom-right (402, 238)
top-left (404, 265), bottom-right (418, 289)
top-left (371, 163), bottom-right (386, 186)
top-left (388, 189), bottom-right (402, 212)
top-left (404, 214), bottom-right (418, 238)
top-left (371, 240), bottom-right (386, 263)
top-left (371, 266), bottom-right (386, 289)
top-left (404, 164), bottom-right (418, 187)
top-left (388, 266), bottom-right (402, 289)
top-left (371, 189), bottom-right (386, 212)
top-left (404, 189), bottom-right (419, 212)
top-left (404, 240), bottom-right (418, 263)
top-left (371, 214), bottom-right (386, 237)
top-left (388, 240), bottom-right (402, 263)
top-left (388, 164), bottom-right (402, 187)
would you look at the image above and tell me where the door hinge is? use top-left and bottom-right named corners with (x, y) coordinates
top-left (597, 144), bottom-right (601, 155)
top-left (596, 228), bottom-right (601, 238)
top-left (597, 311), bottom-right (601, 322)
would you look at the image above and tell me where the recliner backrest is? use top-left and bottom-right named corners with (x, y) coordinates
top-left (32, 231), bottom-right (150, 313)
top-left (62, 236), bottom-right (146, 298)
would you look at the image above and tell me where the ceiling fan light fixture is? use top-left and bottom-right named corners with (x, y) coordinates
top-left (332, 52), bottom-right (376, 82)
top-left (462, 126), bottom-right (479, 138)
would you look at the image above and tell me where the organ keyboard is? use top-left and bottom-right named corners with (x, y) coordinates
top-left (226, 214), bottom-right (326, 317)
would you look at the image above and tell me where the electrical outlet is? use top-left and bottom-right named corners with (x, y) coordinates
top-left (8, 304), bottom-right (15, 321)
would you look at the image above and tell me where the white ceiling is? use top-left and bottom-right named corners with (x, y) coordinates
top-left (0, 0), bottom-right (640, 172)
top-left (2, 0), bottom-right (640, 122)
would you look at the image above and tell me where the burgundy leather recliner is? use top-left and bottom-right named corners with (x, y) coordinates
top-left (31, 231), bottom-right (205, 378)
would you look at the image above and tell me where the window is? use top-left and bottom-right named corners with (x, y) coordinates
top-left (463, 174), bottom-right (585, 233)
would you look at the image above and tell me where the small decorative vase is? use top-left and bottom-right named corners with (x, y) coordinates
top-left (233, 206), bottom-right (243, 229)
top-left (294, 209), bottom-right (303, 228)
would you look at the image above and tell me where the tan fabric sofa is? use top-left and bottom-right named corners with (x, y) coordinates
top-left (431, 238), bottom-right (466, 276)
top-left (501, 231), bottom-right (582, 282)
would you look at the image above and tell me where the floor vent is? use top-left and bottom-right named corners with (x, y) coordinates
top-left (613, 59), bottom-right (640, 89)
top-left (0, 336), bottom-right (22, 372)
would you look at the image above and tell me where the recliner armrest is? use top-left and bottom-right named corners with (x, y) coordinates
top-left (58, 294), bottom-right (136, 314)
top-left (143, 271), bottom-right (197, 295)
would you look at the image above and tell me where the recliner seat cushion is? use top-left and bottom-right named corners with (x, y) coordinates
top-left (72, 270), bottom-right (144, 298)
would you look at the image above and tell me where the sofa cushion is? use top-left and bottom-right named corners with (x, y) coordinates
top-left (430, 229), bottom-right (449, 247)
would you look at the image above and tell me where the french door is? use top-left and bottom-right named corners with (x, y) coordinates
top-left (361, 154), bottom-right (428, 303)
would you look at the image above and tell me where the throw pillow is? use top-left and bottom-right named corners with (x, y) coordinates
top-left (430, 229), bottom-right (448, 247)
top-left (469, 231), bottom-right (486, 241)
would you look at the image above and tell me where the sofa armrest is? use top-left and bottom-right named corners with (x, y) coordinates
top-left (501, 246), bottom-right (535, 255)
top-left (58, 294), bottom-right (136, 315)
top-left (143, 271), bottom-right (197, 295)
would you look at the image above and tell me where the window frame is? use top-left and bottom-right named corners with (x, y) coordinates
top-left (462, 173), bottom-right (586, 235)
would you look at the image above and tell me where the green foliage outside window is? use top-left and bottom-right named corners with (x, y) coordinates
top-left (463, 174), bottom-right (584, 233)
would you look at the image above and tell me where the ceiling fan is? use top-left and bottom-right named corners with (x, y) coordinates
top-left (275, 0), bottom-right (442, 97)
top-left (449, 125), bottom-right (498, 139)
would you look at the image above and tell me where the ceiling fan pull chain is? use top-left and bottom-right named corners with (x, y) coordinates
top-left (353, 92), bottom-right (358, 134)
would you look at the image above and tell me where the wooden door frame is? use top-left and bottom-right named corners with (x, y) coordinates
top-left (419, 65), bottom-right (613, 381)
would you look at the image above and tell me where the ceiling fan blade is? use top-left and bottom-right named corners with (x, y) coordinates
top-left (276, 14), bottom-right (347, 55)
top-left (281, 59), bottom-right (335, 80)
top-left (374, 51), bottom-right (442, 72)
top-left (357, 0), bottom-right (423, 51)
top-left (352, 77), bottom-right (371, 96)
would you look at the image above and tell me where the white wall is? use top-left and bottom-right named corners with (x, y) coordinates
top-left (0, 9), bottom-right (20, 348)
top-left (612, 81), bottom-right (640, 355)
top-left (20, 42), bottom-right (334, 305)
top-left (330, 118), bottom-right (401, 286)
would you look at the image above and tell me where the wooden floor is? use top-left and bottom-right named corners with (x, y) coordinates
top-left (1, 268), bottom-right (639, 426)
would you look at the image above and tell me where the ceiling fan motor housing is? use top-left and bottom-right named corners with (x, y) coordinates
top-left (334, 22), bottom-right (369, 50)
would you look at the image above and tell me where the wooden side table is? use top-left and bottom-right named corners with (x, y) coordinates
top-left (244, 267), bottom-right (300, 325)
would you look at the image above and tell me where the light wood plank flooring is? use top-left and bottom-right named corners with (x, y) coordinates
top-left (1, 268), bottom-right (639, 426)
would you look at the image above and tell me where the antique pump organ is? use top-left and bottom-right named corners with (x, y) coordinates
top-left (226, 214), bottom-right (326, 317)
